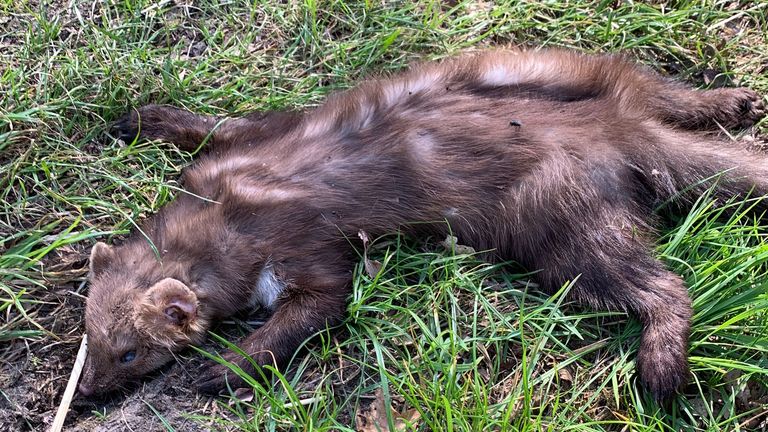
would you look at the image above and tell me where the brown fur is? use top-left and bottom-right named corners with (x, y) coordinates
top-left (79, 49), bottom-right (766, 400)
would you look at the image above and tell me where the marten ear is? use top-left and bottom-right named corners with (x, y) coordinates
top-left (89, 242), bottom-right (116, 276)
top-left (135, 278), bottom-right (203, 347)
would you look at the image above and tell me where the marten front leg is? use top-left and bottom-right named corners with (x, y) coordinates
top-left (113, 105), bottom-right (301, 152)
top-left (196, 279), bottom-right (348, 394)
top-left (113, 105), bottom-right (225, 151)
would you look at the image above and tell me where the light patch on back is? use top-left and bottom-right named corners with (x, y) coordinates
top-left (250, 264), bottom-right (284, 310)
top-left (195, 156), bottom-right (256, 180)
top-left (382, 70), bottom-right (443, 107)
top-left (410, 130), bottom-right (436, 163)
top-left (443, 207), bottom-right (459, 217)
top-left (481, 64), bottom-right (522, 86)
top-left (352, 100), bottom-right (376, 130)
top-left (302, 114), bottom-right (336, 138)
top-left (228, 180), bottom-right (305, 203)
top-left (479, 55), bottom-right (558, 87)
top-left (409, 70), bottom-right (443, 94)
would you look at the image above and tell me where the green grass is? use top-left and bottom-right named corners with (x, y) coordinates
top-left (1, 1), bottom-right (767, 431)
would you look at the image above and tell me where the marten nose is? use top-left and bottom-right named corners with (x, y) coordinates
top-left (78, 383), bottom-right (93, 397)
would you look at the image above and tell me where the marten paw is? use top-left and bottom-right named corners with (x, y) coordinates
top-left (111, 104), bottom-right (175, 143)
top-left (113, 106), bottom-right (146, 143)
top-left (197, 352), bottom-right (257, 395)
top-left (722, 88), bottom-right (765, 129)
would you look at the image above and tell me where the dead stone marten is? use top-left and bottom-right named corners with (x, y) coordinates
top-left (79, 49), bottom-right (766, 400)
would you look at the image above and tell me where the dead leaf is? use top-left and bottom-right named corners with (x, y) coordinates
top-left (230, 388), bottom-right (254, 404)
top-left (440, 235), bottom-right (475, 255)
top-left (724, 369), bottom-right (752, 408)
top-left (364, 259), bottom-right (383, 279)
top-left (355, 388), bottom-right (420, 432)
top-left (358, 230), bottom-right (382, 278)
top-left (358, 230), bottom-right (371, 246)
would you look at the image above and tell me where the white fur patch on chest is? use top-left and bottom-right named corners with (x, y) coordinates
top-left (249, 264), bottom-right (285, 310)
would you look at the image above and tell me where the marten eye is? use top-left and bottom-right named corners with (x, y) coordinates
top-left (120, 350), bottom-right (136, 364)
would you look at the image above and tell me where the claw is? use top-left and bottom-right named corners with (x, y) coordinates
top-left (733, 88), bottom-right (766, 128)
top-left (196, 354), bottom-right (254, 395)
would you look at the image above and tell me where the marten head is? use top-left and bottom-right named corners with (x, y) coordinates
top-left (78, 242), bottom-right (208, 396)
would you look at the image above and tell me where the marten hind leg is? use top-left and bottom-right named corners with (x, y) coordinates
top-left (498, 51), bottom-right (765, 129)
top-left (646, 86), bottom-right (765, 130)
top-left (591, 55), bottom-right (766, 129)
top-left (113, 105), bottom-right (300, 152)
top-left (581, 53), bottom-right (767, 129)
top-left (526, 211), bottom-right (692, 399)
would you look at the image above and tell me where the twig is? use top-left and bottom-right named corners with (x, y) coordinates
top-left (50, 335), bottom-right (87, 432)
